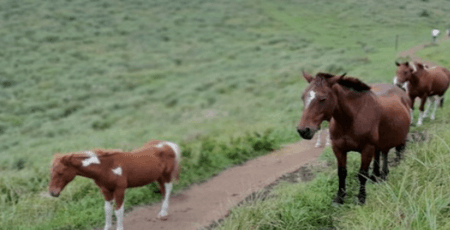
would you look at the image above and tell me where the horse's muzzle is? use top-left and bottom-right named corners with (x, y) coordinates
top-left (297, 127), bottom-right (317, 140)
top-left (49, 190), bottom-right (60, 198)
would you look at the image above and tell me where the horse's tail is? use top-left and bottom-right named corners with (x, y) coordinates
top-left (440, 97), bottom-right (444, 108)
top-left (156, 141), bottom-right (182, 182)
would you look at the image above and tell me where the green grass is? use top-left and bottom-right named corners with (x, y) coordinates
top-left (1, 0), bottom-right (450, 229)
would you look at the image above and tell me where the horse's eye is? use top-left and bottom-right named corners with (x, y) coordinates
top-left (319, 98), bottom-right (326, 102)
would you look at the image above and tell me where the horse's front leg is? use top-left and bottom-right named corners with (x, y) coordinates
top-left (358, 145), bottom-right (375, 205)
top-left (370, 150), bottom-right (381, 182)
top-left (113, 188), bottom-right (126, 230)
top-left (409, 96), bottom-right (416, 125)
top-left (332, 145), bottom-right (347, 204)
top-left (417, 95), bottom-right (428, 126)
top-left (100, 187), bottom-right (114, 230)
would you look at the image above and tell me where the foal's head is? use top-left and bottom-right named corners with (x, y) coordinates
top-left (49, 155), bottom-right (78, 197)
top-left (297, 72), bottom-right (345, 139)
top-left (395, 61), bottom-right (418, 85)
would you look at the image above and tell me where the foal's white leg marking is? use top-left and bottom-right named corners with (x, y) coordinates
top-left (82, 151), bottom-right (100, 167)
top-left (410, 108), bottom-right (414, 124)
top-left (417, 111), bottom-right (424, 126)
top-left (305, 90), bottom-right (316, 108)
top-left (104, 201), bottom-right (113, 230)
top-left (431, 96), bottom-right (441, 120)
top-left (112, 166), bottom-right (122, 176)
top-left (423, 97), bottom-right (432, 118)
top-left (115, 205), bottom-right (124, 230)
top-left (315, 129), bottom-right (323, 148)
top-left (157, 182), bottom-right (172, 219)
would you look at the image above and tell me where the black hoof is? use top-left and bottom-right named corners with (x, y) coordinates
top-left (357, 195), bottom-right (366, 205)
top-left (333, 192), bottom-right (346, 204)
top-left (370, 175), bottom-right (379, 183)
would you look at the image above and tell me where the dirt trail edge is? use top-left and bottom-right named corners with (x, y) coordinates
top-left (112, 133), bottom-right (328, 230)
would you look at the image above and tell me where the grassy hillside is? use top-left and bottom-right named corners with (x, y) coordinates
top-left (1, 0), bottom-right (450, 229)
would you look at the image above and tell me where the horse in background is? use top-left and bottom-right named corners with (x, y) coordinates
top-left (49, 140), bottom-right (181, 230)
top-left (297, 72), bottom-right (410, 204)
top-left (394, 61), bottom-right (450, 126)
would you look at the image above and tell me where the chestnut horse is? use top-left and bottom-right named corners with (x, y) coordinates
top-left (394, 61), bottom-right (450, 126)
top-left (49, 140), bottom-right (181, 230)
top-left (297, 72), bottom-right (410, 204)
top-left (314, 83), bottom-right (410, 149)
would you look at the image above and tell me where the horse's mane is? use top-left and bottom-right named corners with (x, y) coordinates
top-left (315, 72), bottom-right (371, 92)
top-left (50, 149), bottom-right (123, 166)
top-left (338, 77), bottom-right (371, 92)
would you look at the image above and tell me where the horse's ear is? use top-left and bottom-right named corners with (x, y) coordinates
top-left (417, 63), bottom-right (424, 69)
top-left (327, 73), bottom-right (346, 85)
top-left (60, 155), bottom-right (72, 165)
top-left (395, 61), bottom-right (400, 66)
top-left (302, 71), bottom-right (314, 83)
top-left (404, 62), bottom-right (409, 66)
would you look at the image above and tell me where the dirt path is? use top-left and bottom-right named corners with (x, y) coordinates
top-left (398, 36), bottom-right (449, 65)
top-left (104, 132), bottom-right (328, 230)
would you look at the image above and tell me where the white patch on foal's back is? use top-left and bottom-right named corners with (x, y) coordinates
top-left (82, 151), bottom-right (100, 167)
top-left (112, 166), bottom-right (122, 176)
top-left (156, 141), bottom-right (181, 164)
top-left (305, 90), bottom-right (316, 108)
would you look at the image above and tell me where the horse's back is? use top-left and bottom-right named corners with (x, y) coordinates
top-left (371, 83), bottom-right (411, 110)
top-left (428, 67), bottom-right (450, 95)
top-left (377, 95), bottom-right (410, 151)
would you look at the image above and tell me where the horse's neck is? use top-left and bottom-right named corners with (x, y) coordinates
top-left (72, 155), bottom-right (109, 181)
top-left (411, 70), bottom-right (425, 86)
top-left (331, 85), bottom-right (373, 125)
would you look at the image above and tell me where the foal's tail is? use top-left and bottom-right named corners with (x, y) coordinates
top-left (168, 142), bottom-right (182, 182)
top-left (440, 97), bottom-right (444, 108)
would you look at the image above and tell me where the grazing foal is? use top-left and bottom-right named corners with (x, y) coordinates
top-left (49, 140), bottom-right (181, 230)
top-left (297, 72), bottom-right (410, 204)
top-left (394, 61), bottom-right (450, 126)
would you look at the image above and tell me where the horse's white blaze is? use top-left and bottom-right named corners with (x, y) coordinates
top-left (305, 90), bottom-right (316, 108)
top-left (82, 151), bottom-right (100, 167)
top-left (115, 205), bottom-right (124, 230)
top-left (112, 166), bottom-right (122, 176)
top-left (158, 182), bottom-right (172, 219)
top-left (393, 76), bottom-right (399, 85)
top-left (104, 201), bottom-right (113, 230)
top-left (156, 141), bottom-right (181, 164)
top-left (410, 62), bottom-right (417, 73)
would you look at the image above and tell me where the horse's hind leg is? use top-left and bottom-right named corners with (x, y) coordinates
top-left (381, 151), bottom-right (390, 181)
top-left (394, 144), bottom-right (406, 164)
top-left (370, 150), bottom-right (381, 182)
top-left (431, 96), bottom-right (441, 120)
top-left (157, 176), bottom-right (173, 220)
top-left (422, 97), bottom-right (432, 118)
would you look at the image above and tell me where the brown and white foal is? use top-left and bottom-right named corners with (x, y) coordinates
top-left (394, 61), bottom-right (450, 126)
top-left (49, 140), bottom-right (181, 230)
